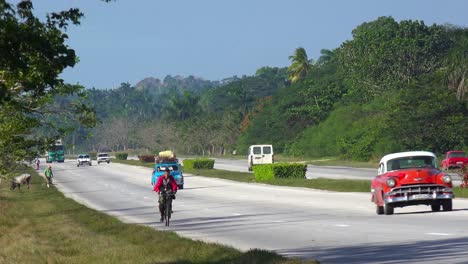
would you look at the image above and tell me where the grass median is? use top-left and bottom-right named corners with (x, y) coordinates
top-left (112, 159), bottom-right (468, 198)
top-left (0, 168), bottom-right (318, 264)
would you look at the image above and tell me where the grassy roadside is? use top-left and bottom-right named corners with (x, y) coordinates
top-left (0, 168), bottom-right (318, 264)
top-left (111, 159), bottom-right (468, 198)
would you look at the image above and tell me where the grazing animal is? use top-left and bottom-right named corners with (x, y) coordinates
top-left (10, 173), bottom-right (32, 190)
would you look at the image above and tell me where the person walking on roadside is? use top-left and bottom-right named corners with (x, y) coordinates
top-left (44, 165), bottom-right (54, 188)
top-left (35, 157), bottom-right (40, 170)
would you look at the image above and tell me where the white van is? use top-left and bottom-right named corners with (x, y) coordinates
top-left (248, 144), bottom-right (274, 171)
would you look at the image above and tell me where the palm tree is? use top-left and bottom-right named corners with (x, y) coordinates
top-left (287, 47), bottom-right (313, 83)
top-left (445, 30), bottom-right (468, 101)
top-left (316, 49), bottom-right (335, 66)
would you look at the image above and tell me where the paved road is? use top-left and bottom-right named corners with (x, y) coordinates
top-left (213, 158), bottom-right (378, 179)
top-left (46, 160), bottom-right (468, 264)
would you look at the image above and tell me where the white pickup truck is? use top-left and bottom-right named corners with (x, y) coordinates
top-left (97, 153), bottom-right (111, 164)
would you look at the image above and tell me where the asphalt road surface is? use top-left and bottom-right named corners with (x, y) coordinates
top-left (46, 160), bottom-right (468, 264)
top-left (212, 158), bottom-right (377, 180)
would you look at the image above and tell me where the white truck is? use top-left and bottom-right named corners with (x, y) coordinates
top-left (97, 153), bottom-right (111, 164)
top-left (248, 144), bottom-right (274, 171)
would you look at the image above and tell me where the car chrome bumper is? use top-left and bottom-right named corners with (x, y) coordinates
top-left (385, 193), bottom-right (454, 204)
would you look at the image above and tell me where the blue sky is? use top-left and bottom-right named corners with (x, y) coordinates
top-left (32, 0), bottom-right (468, 89)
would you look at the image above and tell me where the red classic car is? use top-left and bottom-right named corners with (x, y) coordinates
top-left (371, 151), bottom-right (453, 215)
top-left (441, 150), bottom-right (468, 170)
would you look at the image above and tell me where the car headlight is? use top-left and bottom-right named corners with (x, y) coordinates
top-left (386, 178), bottom-right (396, 188)
top-left (442, 175), bottom-right (452, 183)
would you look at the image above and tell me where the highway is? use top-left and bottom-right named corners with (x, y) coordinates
top-left (48, 160), bottom-right (468, 264)
top-left (211, 158), bottom-right (377, 180)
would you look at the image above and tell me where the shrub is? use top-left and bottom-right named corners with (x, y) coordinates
top-left (253, 163), bottom-right (307, 181)
top-left (138, 155), bottom-right (155, 163)
top-left (115, 153), bottom-right (128, 160)
top-left (183, 159), bottom-right (215, 170)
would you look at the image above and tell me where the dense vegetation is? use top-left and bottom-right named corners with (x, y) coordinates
top-left (0, 1), bottom-right (96, 174)
top-left (70, 17), bottom-right (466, 161)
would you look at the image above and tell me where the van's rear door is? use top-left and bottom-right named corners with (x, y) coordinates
top-left (262, 145), bottom-right (273, 164)
top-left (251, 146), bottom-right (262, 165)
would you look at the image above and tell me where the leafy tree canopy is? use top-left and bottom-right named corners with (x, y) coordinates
top-left (338, 16), bottom-right (452, 101)
top-left (0, 1), bottom-right (97, 173)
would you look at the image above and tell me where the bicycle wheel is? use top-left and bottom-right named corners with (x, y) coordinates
top-left (165, 197), bottom-right (171, 226)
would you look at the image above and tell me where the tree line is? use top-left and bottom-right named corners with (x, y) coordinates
top-left (2, 0), bottom-right (465, 173)
top-left (71, 17), bottom-right (467, 160)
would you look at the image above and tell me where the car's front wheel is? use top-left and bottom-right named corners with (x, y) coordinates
top-left (384, 202), bottom-right (394, 215)
top-left (431, 204), bottom-right (441, 212)
top-left (442, 199), bottom-right (453, 211)
top-left (376, 205), bottom-right (384, 215)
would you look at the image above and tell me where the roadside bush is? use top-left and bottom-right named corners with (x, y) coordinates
top-left (115, 153), bottom-right (128, 160)
top-left (89, 152), bottom-right (97, 160)
top-left (253, 163), bottom-right (307, 181)
top-left (183, 159), bottom-right (215, 170)
top-left (138, 155), bottom-right (155, 163)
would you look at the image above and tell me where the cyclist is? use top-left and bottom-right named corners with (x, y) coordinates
top-left (44, 165), bottom-right (54, 188)
top-left (154, 167), bottom-right (178, 222)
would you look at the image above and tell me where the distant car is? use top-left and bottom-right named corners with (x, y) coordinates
top-left (77, 154), bottom-right (92, 167)
top-left (248, 144), bottom-right (274, 171)
top-left (97, 153), bottom-right (111, 164)
top-left (151, 162), bottom-right (184, 189)
top-left (441, 150), bottom-right (468, 170)
top-left (371, 151), bottom-right (453, 215)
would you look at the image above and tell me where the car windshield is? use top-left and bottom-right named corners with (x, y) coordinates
top-left (98, 154), bottom-right (108, 157)
top-left (387, 156), bottom-right (436, 171)
top-left (156, 165), bottom-right (178, 172)
top-left (84, 155), bottom-right (89, 158)
top-left (449, 152), bottom-right (465, 158)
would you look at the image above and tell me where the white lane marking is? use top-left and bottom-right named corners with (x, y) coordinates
top-left (273, 220), bottom-right (285, 223)
top-left (144, 197), bottom-right (150, 199)
top-left (232, 213), bottom-right (242, 216)
top-left (427, 232), bottom-right (453, 236)
top-left (335, 224), bottom-right (349, 227)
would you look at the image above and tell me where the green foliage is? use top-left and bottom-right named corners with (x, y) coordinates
top-left (386, 73), bottom-right (468, 153)
top-left (253, 163), bottom-right (307, 181)
top-left (338, 16), bottom-right (452, 101)
top-left (183, 158), bottom-right (215, 170)
top-left (138, 155), bottom-right (155, 163)
top-left (0, 1), bottom-right (96, 173)
top-left (287, 102), bottom-right (391, 160)
top-left (288, 47), bottom-right (313, 83)
top-left (238, 60), bottom-right (347, 154)
top-left (115, 153), bottom-right (128, 160)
